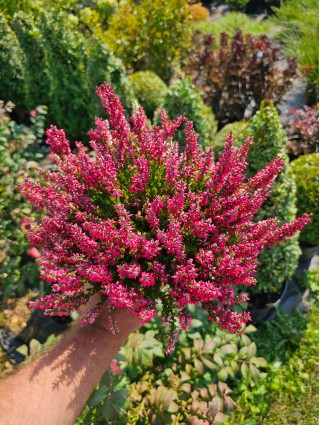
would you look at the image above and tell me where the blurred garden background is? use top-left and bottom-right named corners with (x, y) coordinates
top-left (0, 0), bottom-right (318, 424)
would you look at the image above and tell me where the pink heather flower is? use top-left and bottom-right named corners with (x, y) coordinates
top-left (30, 110), bottom-right (37, 118)
top-left (20, 83), bottom-right (311, 349)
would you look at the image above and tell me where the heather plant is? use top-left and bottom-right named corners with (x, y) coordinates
top-left (19, 84), bottom-right (310, 350)
top-left (105, 0), bottom-right (193, 82)
top-left (0, 9), bottom-right (131, 141)
top-left (290, 153), bottom-right (319, 246)
top-left (0, 101), bottom-right (47, 295)
top-left (286, 106), bottom-right (319, 156)
top-left (157, 77), bottom-right (217, 149)
top-left (185, 30), bottom-right (297, 125)
top-left (127, 71), bottom-right (168, 120)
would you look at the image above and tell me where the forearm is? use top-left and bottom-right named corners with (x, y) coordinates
top-left (0, 323), bottom-right (129, 425)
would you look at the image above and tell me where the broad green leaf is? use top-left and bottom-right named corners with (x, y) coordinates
top-left (217, 367), bottom-right (228, 382)
top-left (241, 362), bottom-right (248, 380)
top-left (247, 342), bottom-right (257, 359)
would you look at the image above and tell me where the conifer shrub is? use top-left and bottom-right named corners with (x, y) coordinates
top-left (157, 77), bottom-right (217, 149)
top-left (290, 153), bottom-right (319, 246)
top-left (0, 10), bottom-right (131, 141)
top-left (127, 71), bottom-right (168, 119)
top-left (105, 0), bottom-right (192, 82)
top-left (244, 104), bottom-right (301, 296)
top-left (19, 84), bottom-right (310, 348)
top-left (185, 30), bottom-right (297, 126)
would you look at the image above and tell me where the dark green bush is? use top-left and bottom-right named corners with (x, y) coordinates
top-left (0, 9), bottom-right (132, 141)
top-left (0, 101), bottom-right (46, 295)
top-left (290, 153), bottom-right (319, 246)
top-left (127, 71), bottom-right (168, 119)
top-left (158, 77), bottom-right (217, 149)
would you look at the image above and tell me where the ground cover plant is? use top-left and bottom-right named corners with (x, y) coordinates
top-left (77, 305), bottom-right (269, 424)
top-left (184, 30), bottom-right (297, 125)
top-left (19, 84), bottom-right (310, 350)
top-left (227, 303), bottom-right (319, 424)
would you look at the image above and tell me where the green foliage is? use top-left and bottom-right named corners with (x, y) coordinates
top-left (195, 12), bottom-right (280, 40)
top-left (0, 102), bottom-right (47, 295)
top-left (127, 71), bottom-right (168, 119)
top-left (290, 153), bottom-right (319, 246)
top-left (228, 304), bottom-right (319, 424)
top-left (272, 0), bottom-right (319, 96)
top-left (158, 77), bottom-right (217, 149)
top-left (106, 0), bottom-right (192, 82)
top-left (225, 0), bottom-right (250, 11)
top-left (211, 121), bottom-right (249, 156)
top-left (77, 306), bottom-right (268, 424)
top-left (0, 9), bottom-right (132, 141)
top-left (247, 104), bottom-right (300, 295)
top-left (299, 268), bottom-right (319, 297)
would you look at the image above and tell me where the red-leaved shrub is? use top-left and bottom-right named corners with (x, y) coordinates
top-left (286, 105), bottom-right (319, 156)
top-left (185, 30), bottom-right (297, 125)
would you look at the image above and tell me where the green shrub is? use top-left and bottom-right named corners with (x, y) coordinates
top-left (106, 0), bottom-right (193, 82)
top-left (246, 104), bottom-right (300, 296)
top-left (210, 121), bottom-right (249, 156)
top-left (127, 71), bottom-right (168, 119)
top-left (157, 77), bottom-right (217, 149)
top-left (195, 12), bottom-right (280, 39)
top-left (0, 9), bottom-right (132, 141)
top-left (290, 153), bottom-right (319, 246)
top-left (0, 101), bottom-right (46, 295)
top-left (272, 0), bottom-right (319, 98)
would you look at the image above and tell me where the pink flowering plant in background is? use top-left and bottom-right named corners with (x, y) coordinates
top-left (20, 83), bottom-right (310, 350)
